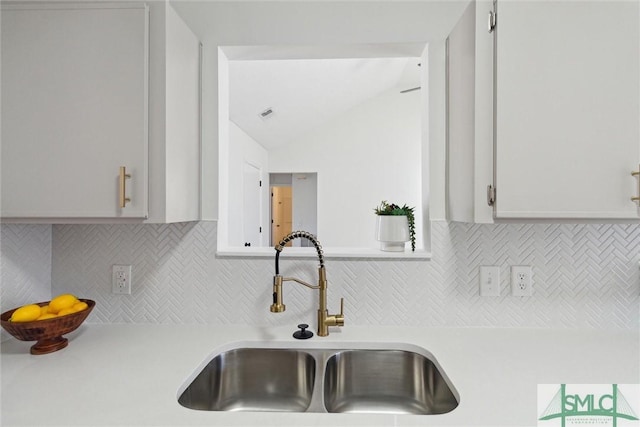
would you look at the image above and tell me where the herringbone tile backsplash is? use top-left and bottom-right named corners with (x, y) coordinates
top-left (0, 224), bottom-right (52, 341)
top-left (2, 222), bottom-right (639, 329)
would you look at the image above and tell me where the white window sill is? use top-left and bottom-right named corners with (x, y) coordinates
top-left (216, 246), bottom-right (431, 260)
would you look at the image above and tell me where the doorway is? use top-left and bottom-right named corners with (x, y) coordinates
top-left (269, 172), bottom-right (318, 247)
top-left (271, 186), bottom-right (292, 246)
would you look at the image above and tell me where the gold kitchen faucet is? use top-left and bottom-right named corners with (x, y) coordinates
top-left (270, 231), bottom-right (344, 337)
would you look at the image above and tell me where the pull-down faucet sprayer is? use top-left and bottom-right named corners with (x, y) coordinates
top-left (270, 231), bottom-right (344, 337)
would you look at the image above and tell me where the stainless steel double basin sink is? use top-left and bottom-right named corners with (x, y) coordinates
top-left (177, 343), bottom-right (459, 415)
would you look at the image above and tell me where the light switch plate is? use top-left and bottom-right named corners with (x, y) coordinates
top-left (479, 266), bottom-right (500, 297)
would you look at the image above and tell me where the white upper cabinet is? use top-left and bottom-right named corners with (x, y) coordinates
top-left (1, 2), bottom-right (201, 223)
top-left (494, 0), bottom-right (639, 219)
top-left (448, 0), bottom-right (639, 222)
top-left (1, 4), bottom-right (149, 219)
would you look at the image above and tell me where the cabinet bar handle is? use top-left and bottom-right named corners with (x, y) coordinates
top-left (488, 10), bottom-right (496, 33)
top-left (632, 165), bottom-right (640, 204)
top-left (119, 166), bottom-right (131, 208)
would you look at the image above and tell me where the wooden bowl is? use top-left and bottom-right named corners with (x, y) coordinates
top-left (1, 299), bottom-right (95, 355)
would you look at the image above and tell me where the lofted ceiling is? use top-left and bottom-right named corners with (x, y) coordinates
top-left (228, 56), bottom-right (422, 150)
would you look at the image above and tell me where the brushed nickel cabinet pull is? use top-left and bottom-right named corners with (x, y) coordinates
top-left (119, 166), bottom-right (131, 208)
top-left (632, 165), bottom-right (640, 204)
top-left (488, 10), bottom-right (496, 33)
top-left (488, 0), bottom-right (497, 33)
top-left (487, 185), bottom-right (496, 206)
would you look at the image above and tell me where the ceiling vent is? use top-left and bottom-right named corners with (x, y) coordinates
top-left (259, 107), bottom-right (274, 120)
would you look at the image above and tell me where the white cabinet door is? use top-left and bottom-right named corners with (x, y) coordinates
top-left (494, 1), bottom-right (639, 219)
top-left (1, 4), bottom-right (148, 218)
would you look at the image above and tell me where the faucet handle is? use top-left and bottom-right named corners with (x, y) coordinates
top-left (335, 297), bottom-right (345, 327)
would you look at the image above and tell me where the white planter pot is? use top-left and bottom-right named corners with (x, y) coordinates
top-left (375, 215), bottom-right (409, 252)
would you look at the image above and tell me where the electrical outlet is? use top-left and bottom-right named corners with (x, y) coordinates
top-left (511, 266), bottom-right (532, 297)
top-left (112, 265), bottom-right (132, 294)
top-left (479, 266), bottom-right (500, 297)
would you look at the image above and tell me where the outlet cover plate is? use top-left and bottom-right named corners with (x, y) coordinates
top-left (112, 265), bottom-right (132, 295)
top-left (511, 265), bottom-right (532, 297)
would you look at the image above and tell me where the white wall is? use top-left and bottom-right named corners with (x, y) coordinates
top-left (228, 121), bottom-right (269, 247)
top-left (269, 89), bottom-right (421, 248)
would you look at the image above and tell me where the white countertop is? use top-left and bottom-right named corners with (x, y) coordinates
top-left (1, 324), bottom-right (638, 426)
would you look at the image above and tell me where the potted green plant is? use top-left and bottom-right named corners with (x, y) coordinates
top-left (374, 200), bottom-right (416, 252)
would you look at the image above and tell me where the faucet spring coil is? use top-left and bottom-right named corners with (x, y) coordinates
top-left (275, 230), bottom-right (324, 267)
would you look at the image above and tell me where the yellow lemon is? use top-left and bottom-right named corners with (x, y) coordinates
top-left (10, 304), bottom-right (42, 322)
top-left (73, 301), bottom-right (88, 312)
top-left (36, 313), bottom-right (57, 321)
top-left (57, 307), bottom-right (76, 317)
top-left (40, 305), bottom-right (50, 315)
top-left (49, 294), bottom-right (79, 314)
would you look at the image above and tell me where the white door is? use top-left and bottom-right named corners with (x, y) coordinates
top-left (1, 5), bottom-right (148, 218)
top-left (242, 162), bottom-right (262, 247)
top-left (494, 1), bottom-right (639, 219)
